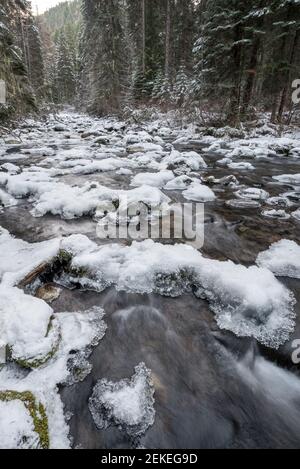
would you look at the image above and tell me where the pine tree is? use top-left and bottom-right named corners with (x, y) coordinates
top-left (25, 14), bottom-right (45, 97)
top-left (81, 0), bottom-right (132, 115)
top-left (0, 0), bottom-right (36, 120)
top-left (55, 31), bottom-right (76, 103)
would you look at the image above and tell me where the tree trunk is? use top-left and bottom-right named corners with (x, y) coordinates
top-left (277, 29), bottom-right (299, 123)
top-left (241, 41), bottom-right (259, 116)
top-left (141, 0), bottom-right (146, 75)
top-left (165, 0), bottom-right (171, 78)
top-left (227, 25), bottom-right (243, 125)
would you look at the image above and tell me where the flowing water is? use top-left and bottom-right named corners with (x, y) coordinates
top-left (0, 112), bottom-right (300, 448)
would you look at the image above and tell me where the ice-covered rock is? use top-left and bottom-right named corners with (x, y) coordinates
top-left (58, 236), bottom-right (295, 348)
top-left (89, 363), bottom-right (155, 438)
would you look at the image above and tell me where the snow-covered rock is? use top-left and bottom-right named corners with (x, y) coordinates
top-left (262, 209), bottom-right (290, 220)
top-left (163, 150), bottom-right (207, 172)
top-left (182, 182), bottom-right (216, 202)
top-left (235, 187), bottom-right (269, 201)
top-left (257, 240), bottom-right (300, 279)
top-left (273, 174), bottom-right (300, 185)
top-left (131, 170), bottom-right (174, 188)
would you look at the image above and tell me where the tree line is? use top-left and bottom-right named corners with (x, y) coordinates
top-left (0, 0), bottom-right (299, 125)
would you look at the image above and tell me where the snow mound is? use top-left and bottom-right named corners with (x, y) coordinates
top-left (262, 209), bottom-right (290, 220)
top-left (292, 209), bottom-right (300, 221)
top-left (0, 400), bottom-right (40, 449)
top-left (182, 182), bottom-right (216, 202)
top-left (89, 363), bottom-right (155, 438)
top-left (164, 175), bottom-right (199, 190)
top-left (257, 240), bottom-right (300, 279)
top-left (0, 188), bottom-right (17, 208)
top-left (0, 286), bottom-right (59, 367)
top-left (0, 226), bottom-right (60, 287)
top-left (131, 170), bottom-right (174, 188)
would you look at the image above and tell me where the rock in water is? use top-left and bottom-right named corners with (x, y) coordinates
top-left (35, 284), bottom-right (62, 303)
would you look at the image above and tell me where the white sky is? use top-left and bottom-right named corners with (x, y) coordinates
top-left (31, 0), bottom-right (69, 15)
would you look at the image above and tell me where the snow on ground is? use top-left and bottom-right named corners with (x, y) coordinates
top-left (257, 240), bottom-right (300, 279)
top-left (0, 399), bottom-right (40, 449)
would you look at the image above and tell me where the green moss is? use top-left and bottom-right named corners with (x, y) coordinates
top-left (0, 391), bottom-right (49, 449)
top-left (57, 249), bottom-right (73, 267)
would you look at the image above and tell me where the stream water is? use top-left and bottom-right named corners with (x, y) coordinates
top-left (0, 111), bottom-right (300, 448)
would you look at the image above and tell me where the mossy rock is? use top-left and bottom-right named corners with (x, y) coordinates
top-left (10, 317), bottom-right (61, 370)
top-left (0, 391), bottom-right (49, 449)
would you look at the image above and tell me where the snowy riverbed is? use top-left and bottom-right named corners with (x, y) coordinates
top-left (0, 111), bottom-right (299, 448)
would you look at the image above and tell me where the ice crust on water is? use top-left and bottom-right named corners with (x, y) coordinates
top-left (257, 240), bottom-right (300, 279)
top-left (60, 236), bottom-right (295, 348)
top-left (89, 363), bottom-right (155, 438)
